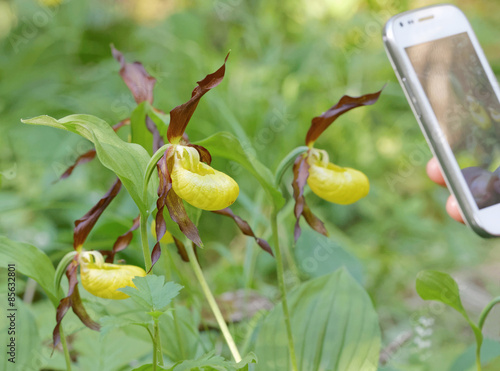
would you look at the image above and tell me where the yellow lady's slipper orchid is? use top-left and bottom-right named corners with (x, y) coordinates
top-left (79, 251), bottom-right (146, 300)
top-left (306, 149), bottom-right (369, 205)
top-left (170, 145), bottom-right (239, 211)
top-left (151, 220), bottom-right (174, 244)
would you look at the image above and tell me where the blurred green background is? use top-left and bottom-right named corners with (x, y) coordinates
top-left (1, 0), bottom-right (500, 370)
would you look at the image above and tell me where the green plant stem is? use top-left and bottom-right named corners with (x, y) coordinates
top-left (478, 296), bottom-right (500, 330)
top-left (152, 334), bottom-right (157, 371)
top-left (154, 319), bottom-right (164, 366)
top-left (471, 296), bottom-right (500, 371)
top-left (140, 212), bottom-right (153, 273)
top-left (59, 326), bottom-right (72, 371)
top-left (271, 209), bottom-right (299, 371)
top-left (474, 296), bottom-right (500, 371)
top-left (274, 146), bottom-right (309, 187)
top-left (185, 242), bottom-right (242, 363)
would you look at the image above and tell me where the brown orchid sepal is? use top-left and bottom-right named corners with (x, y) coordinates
top-left (111, 45), bottom-right (156, 105)
top-left (167, 53), bottom-right (229, 144)
top-left (292, 151), bottom-right (328, 241)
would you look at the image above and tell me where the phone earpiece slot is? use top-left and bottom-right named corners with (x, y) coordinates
top-left (418, 15), bottom-right (434, 22)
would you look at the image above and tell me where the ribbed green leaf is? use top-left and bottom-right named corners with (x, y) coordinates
top-left (295, 230), bottom-right (364, 284)
top-left (0, 236), bottom-right (59, 306)
top-left (21, 114), bottom-right (156, 214)
top-left (131, 351), bottom-right (256, 371)
top-left (0, 294), bottom-right (41, 371)
top-left (255, 268), bottom-right (380, 371)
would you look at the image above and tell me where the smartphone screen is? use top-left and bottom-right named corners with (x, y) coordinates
top-left (405, 32), bottom-right (500, 210)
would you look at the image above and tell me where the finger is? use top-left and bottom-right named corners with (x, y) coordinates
top-left (426, 157), bottom-right (447, 187)
top-left (446, 195), bottom-right (465, 224)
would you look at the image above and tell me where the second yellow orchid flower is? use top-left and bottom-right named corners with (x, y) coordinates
top-left (306, 148), bottom-right (369, 205)
top-left (79, 251), bottom-right (146, 300)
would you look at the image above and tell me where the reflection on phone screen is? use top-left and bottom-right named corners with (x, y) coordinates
top-left (406, 32), bottom-right (500, 209)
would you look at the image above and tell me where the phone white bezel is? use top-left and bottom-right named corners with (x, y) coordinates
top-left (383, 4), bottom-right (500, 237)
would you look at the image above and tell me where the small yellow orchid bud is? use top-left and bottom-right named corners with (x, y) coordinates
top-left (79, 251), bottom-right (146, 300)
top-left (306, 149), bottom-right (369, 205)
top-left (171, 146), bottom-right (239, 211)
top-left (151, 220), bottom-right (174, 244)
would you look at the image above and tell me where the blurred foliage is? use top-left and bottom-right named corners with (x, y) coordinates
top-left (0, 0), bottom-right (500, 369)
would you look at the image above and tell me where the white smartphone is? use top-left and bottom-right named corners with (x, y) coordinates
top-left (383, 4), bottom-right (500, 237)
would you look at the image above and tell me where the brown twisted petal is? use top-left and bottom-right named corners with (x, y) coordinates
top-left (171, 146), bottom-right (239, 211)
top-left (79, 251), bottom-right (146, 300)
top-left (305, 88), bottom-right (384, 146)
top-left (74, 178), bottom-right (122, 249)
top-left (212, 208), bottom-right (274, 256)
top-left (167, 53), bottom-right (229, 144)
top-left (103, 215), bottom-right (141, 263)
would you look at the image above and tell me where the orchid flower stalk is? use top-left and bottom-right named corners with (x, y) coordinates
top-left (141, 53), bottom-right (243, 362)
top-left (292, 88), bottom-right (384, 240)
top-left (270, 87), bottom-right (384, 370)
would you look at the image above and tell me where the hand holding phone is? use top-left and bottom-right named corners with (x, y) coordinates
top-left (427, 157), bottom-right (464, 223)
top-left (383, 4), bottom-right (500, 237)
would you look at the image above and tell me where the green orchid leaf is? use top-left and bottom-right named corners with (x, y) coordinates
top-left (416, 270), bottom-right (483, 356)
top-left (21, 114), bottom-right (156, 214)
top-left (255, 268), bottom-right (380, 371)
top-left (416, 270), bottom-right (468, 317)
top-left (118, 275), bottom-right (182, 311)
top-left (159, 306), bottom-right (201, 362)
top-left (295, 230), bottom-right (364, 284)
top-left (0, 236), bottom-right (60, 306)
top-left (130, 102), bottom-right (154, 155)
top-left (130, 101), bottom-right (168, 155)
top-left (131, 352), bottom-right (256, 371)
top-left (0, 295), bottom-right (41, 371)
top-left (132, 351), bottom-right (257, 371)
top-left (195, 131), bottom-right (284, 208)
top-left (146, 103), bottom-right (169, 138)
